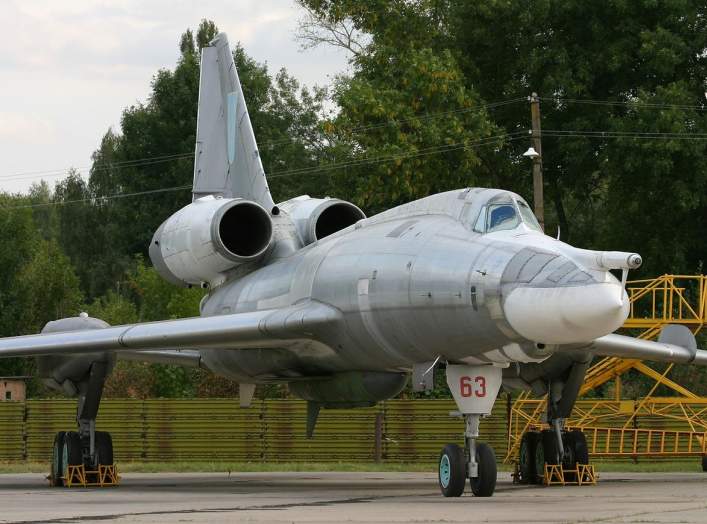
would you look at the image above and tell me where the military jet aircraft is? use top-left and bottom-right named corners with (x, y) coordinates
top-left (1, 33), bottom-right (705, 497)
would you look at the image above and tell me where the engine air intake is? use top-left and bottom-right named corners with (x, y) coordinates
top-left (149, 196), bottom-right (274, 287)
top-left (217, 201), bottom-right (273, 259)
top-left (314, 201), bottom-right (366, 241)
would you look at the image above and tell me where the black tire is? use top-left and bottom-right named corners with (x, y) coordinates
top-left (51, 431), bottom-right (66, 487)
top-left (62, 431), bottom-right (83, 480)
top-left (519, 432), bottom-right (540, 484)
top-left (95, 431), bottom-right (114, 466)
top-left (534, 430), bottom-right (560, 483)
top-left (565, 430), bottom-right (589, 467)
top-left (470, 442), bottom-right (496, 497)
top-left (438, 443), bottom-right (466, 497)
top-left (702, 455), bottom-right (707, 472)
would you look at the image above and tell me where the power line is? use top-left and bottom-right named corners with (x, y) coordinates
top-left (1, 97), bottom-right (526, 181)
top-left (4, 126), bottom-right (707, 210)
top-left (539, 97), bottom-right (707, 111)
top-left (268, 132), bottom-right (525, 178)
top-left (542, 129), bottom-right (707, 140)
top-left (0, 154), bottom-right (197, 183)
top-left (2, 185), bottom-right (192, 210)
top-left (0, 133), bottom-right (523, 210)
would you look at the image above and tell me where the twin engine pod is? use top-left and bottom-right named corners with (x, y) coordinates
top-left (150, 195), bottom-right (366, 288)
top-left (278, 196), bottom-right (366, 246)
top-left (150, 196), bottom-right (274, 287)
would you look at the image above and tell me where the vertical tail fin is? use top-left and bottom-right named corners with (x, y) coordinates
top-left (192, 33), bottom-right (275, 210)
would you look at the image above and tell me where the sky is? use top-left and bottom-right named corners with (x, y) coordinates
top-left (0, 0), bottom-right (350, 194)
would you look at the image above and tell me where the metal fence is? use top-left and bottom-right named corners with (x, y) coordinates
top-left (0, 399), bottom-right (508, 463)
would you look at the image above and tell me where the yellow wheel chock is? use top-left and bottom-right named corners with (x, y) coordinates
top-left (51, 464), bottom-right (120, 487)
top-left (543, 463), bottom-right (596, 486)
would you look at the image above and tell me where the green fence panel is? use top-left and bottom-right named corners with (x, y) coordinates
top-left (7, 397), bottom-right (704, 464)
top-left (263, 400), bottom-right (382, 462)
top-left (0, 402), bottom-right (24, 460)
top-left (383, 400), bottom-right (508, 462)
top-left (142, 399), bottom-right (262, 461)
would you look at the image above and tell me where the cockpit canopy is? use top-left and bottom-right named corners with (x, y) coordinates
top-left (472, 195), bottom-right (543, 234)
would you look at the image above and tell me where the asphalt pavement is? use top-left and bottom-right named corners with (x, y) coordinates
top-left (0, 471), bottom-right (705, 523)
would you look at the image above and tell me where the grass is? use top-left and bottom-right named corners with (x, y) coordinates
top-left (0, 460), bottom-right (702, 474)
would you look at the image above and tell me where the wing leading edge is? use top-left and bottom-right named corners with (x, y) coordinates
top-left (0, 302), bottom-right (341, 359)
top-left (566, 325), bottom-right (707, 365)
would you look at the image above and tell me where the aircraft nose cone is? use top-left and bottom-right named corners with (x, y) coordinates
top-left (502, 261), bottom-right (629, 345)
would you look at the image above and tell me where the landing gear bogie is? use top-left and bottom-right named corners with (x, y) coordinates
top-left (50, 429), bottom-right (114, 486)
top-left (520, 428), bottom-right (591, 484)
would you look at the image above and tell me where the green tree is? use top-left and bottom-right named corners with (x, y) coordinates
top-left (299, 0), bottom-right (707, 275)
top-left (327, 46), bottom-right (501, 213)
top-left (0, 194), bottom-right (83, 393)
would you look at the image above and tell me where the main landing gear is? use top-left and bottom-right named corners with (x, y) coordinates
top-left (49, 362), bottom-right (115, 487)
top-left (437, 364), bottom-right (502, 498)
top-left (517, 427), bottom-right (589, 484)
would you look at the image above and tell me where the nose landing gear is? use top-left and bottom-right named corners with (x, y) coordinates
top-left (437, 364), bottom-right (503, 498)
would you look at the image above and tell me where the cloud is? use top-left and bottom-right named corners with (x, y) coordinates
top-left (0, 0), bottom-right (351, 194)
top-left (0, 111), bottom-right (56, 145)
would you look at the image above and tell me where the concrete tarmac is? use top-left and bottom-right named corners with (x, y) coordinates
top-left (0, 471), bottom-right (705, 523)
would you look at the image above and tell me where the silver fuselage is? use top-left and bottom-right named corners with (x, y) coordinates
top-left (199, 188), bottom-right (628, 383)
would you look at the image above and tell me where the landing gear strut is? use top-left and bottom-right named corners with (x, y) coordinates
top-left (49, 362), bottom-right (114, 487)
top-left (437, 364), bottom-right (502, 498)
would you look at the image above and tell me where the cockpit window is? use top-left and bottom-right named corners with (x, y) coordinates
top-left (487, 203), bottom-right (520, 232)
top-left (470, 195), bottom-right (544, 234)
top-left (516, 200), bottom-right (543, 232)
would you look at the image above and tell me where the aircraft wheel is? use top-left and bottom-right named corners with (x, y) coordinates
top-left (95, 431), bottom-right (114, 466)
top-left (534, 430), bottom-right (559, 483)
top-left (50, 431), bottom-right (66, 487)
top-left (564, 430), bottom-right (589, 467)
top-left (702, 455), bottom-right (707, 472)
top-left (519, 431), bottom-right (540, 484)
top-left (470, 442), bottom-right (496, 497)
top-left (62, 431), bottom-right (83, 481)
top-left (438, 443), bottom-right (466, 497)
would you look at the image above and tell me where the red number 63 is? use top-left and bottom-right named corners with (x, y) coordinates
top-left (459, 376), bottom-right (486, 398)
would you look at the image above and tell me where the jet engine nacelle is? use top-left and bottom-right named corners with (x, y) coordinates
top-left (278, 196), bottom-right (365, 246)
top-left (149, 195), bottom-right (274, 287)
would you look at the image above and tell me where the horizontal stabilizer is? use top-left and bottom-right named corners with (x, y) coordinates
top-left (0, 303), bottom-right (340, 358)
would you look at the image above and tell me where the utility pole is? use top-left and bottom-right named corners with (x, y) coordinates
top-left (529, 93), bottom-right (544, 230)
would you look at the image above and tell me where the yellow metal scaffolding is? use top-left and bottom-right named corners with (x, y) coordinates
top-left (506, 275), bottom-right (707, 464)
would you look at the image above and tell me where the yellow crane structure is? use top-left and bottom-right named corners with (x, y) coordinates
top-left (506, 275), bottom-right (707, 465)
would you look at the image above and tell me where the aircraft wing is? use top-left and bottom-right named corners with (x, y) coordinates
top-left (570, 325), bottom-right (707, 365)
top-left (0, 302), bottom-right (340, 359)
